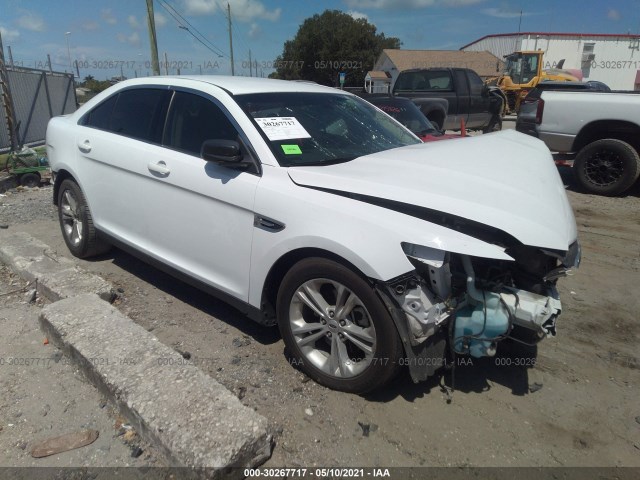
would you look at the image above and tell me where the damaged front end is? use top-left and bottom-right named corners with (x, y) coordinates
top-left (376, 240), bottom-right (580, 383)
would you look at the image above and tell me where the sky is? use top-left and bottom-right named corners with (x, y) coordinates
top-left (1, 0), bottom-right (640, 79)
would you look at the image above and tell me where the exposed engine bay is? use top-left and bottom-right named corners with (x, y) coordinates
top-left (379, 240), bottom-right (581, 381)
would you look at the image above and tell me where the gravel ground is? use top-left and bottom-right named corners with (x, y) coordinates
top-left (1, 170), bottom-right (639, 470)
top-left (0, 260), bottom-right (161, 469)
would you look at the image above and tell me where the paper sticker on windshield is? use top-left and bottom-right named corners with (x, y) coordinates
top-left (255, 117), bottom-right (311, 141)
top-left (281, 144), bottom-right (302, 155)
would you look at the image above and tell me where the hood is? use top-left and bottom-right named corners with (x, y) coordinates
top-left (288, 130), bottom-right (577, 252)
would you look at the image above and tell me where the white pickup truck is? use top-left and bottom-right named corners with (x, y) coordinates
top-left (517, 88), bottom-right (640, 196)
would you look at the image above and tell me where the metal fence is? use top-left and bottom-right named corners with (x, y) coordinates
top-left (0, 66), bottom-right (77, 152)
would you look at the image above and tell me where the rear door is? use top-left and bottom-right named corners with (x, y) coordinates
top-left (466, 70), bottom-right (491, 128)
top-left (452, 69), bottom-right (469, 128)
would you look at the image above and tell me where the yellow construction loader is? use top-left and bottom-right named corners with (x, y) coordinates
top-left (487, 50), bottom-right (579, 115)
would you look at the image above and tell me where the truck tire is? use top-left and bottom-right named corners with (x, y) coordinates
top-left (574, 139), bottom-right (640, 196)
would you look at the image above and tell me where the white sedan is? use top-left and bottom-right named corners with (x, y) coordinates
top-left (46, 76), bottom-right (580, 393)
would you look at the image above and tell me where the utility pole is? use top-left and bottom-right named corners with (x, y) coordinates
top-left (227, 3), bottom-right (234, 76)
top-left (164, 52), bottom-right (169, 75)
top-left (248, 49), bottom-right (252, 77)
top-left (65, 32), bottom-right (72, 70)
top-left (145, 0), bottom-right (160, 75)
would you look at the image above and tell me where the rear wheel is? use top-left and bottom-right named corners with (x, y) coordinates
top-left (277, 258), bottom-right (402, 393)
top-left (574, 139), bottom-right (640, 196)
top-left (57, 179), bottom-right (111, 258)
top-left (20, 172), bottom-right (40, 188)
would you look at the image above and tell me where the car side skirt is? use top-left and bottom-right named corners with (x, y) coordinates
top-left (97, 230), bottom-right (268, 326)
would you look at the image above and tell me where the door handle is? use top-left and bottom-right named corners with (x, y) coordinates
top-left (77, 139), bottom-right (91, 153)
top-left (147, 161), bottom-right (170, 176)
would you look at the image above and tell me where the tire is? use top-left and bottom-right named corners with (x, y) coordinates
top-left (57, 179), bottom-right (111, 258)
top-left (574, 139), bottom-right (640, 196)
top-left (276, 257), bottom-right (403, 393)
top-left (482, 115), bottom-right (502, 134)
top-left (20, 172), bottom-right (41, 188)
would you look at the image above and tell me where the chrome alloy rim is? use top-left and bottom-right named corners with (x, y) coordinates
top-left (289, 278), bottom-right (377, 378)
top-left (60, 189), bottom-right (83, 246)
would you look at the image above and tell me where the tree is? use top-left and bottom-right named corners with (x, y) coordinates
top-left (274, 10), bottom-right (400, 88)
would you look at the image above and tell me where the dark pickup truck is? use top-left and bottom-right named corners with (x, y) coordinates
top-left (391, 68), bottom-right (503, 132)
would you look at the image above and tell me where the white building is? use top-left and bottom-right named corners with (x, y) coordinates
top-left (461, 32), bottom-right (640, 90)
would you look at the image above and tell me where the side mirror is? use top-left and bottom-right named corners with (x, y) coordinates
top-left (201, 139), bottom-right (249, 168)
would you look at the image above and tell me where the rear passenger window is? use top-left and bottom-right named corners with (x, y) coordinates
top-left (84, 95), bottom-right (117, 130)
top-left (164, 91), bottom-right (239, 156)
top-left (110, 89), bottom-right (170, 143)
top-left (83, 88), bottom-right (170, 144)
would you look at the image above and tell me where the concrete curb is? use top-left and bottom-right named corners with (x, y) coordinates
top-left (1, 230), bottom-right (273, 473)
top-left (40, 295), bottom-right (272, 472)
top-left (0, 231), bottom-right (114, 302)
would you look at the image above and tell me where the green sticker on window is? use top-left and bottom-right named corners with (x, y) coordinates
top-left (281, 144), bottom-right (302, 155)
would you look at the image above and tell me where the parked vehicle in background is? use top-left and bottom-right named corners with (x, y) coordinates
top-left (517, 88), bottom-right (640, 195)
top-left (585, 80), bottom-right (611, 92)
top-left (486, 51), bottom-right (580, 114)
top-left (391, 68), bottom-right (503, 133)
top-left (517, 81), bottom-right (609, 137)
top-left (47, 76), bottom-right (579, 393)
top-left (365, 96), bottom-right (460, 142)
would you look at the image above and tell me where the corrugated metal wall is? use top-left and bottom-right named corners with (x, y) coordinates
top-left (0, 67), bottom-right (76, 151)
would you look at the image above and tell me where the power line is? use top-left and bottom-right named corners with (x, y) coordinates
top-left (157, 0), bottom-right (228, 58)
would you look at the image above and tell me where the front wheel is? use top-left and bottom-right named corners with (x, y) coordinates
top-left (574, 139), bottom-right (640, 196)
top-left (277, 258), bottom-right (403, 393)
top-left (57, 179), bottom-right (111, 258)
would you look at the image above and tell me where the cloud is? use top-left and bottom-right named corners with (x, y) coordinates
top-left (344, 0), bottom-right (483, 8)
top-left (348, 10), bottom-right (369, 21)
top-left (248, 22), bottom-right (262, 39)
top-left (101, 9), bottom-right (117, 25)
top-left (607, 8), bottom-right (620, 20)
top-left (155, 12), bottom-right (168, 27)
top-left (81, 21), bottom-right (99, 31)
top-left (183, 0), bottom-right (281, 21)
top-left (482, 7), bottom-right (532, 18)
top-left (0, 26), bottom-right (20, 42)
top-left (127, 15), bottom-right (141, 29)
top-left (117, 31), bottom-right (141, 48)
top-left (16, 11), bottom-right (45, 32)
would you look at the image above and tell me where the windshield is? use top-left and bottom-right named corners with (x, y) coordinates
top-left (505, 53), bottom-right (539, 84)
top-left (234, 92), bottom-right (421, 167)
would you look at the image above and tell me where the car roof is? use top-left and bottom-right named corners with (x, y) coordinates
top-left (117, 75), bottom-right (345, 96)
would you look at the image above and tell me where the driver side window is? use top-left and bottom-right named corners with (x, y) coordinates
top-left (164, 91), bottom-right (239, 156)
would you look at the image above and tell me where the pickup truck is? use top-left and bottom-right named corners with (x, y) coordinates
top-left (517, 88), bottom-right (640, 196)
top-left (391, 68), bottom-right (503, 133)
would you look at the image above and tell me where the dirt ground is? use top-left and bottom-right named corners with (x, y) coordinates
top-left (0, 165), bottom-right (639, 469)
